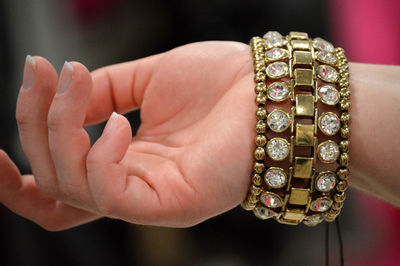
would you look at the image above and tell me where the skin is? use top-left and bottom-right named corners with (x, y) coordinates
top-left (0, 41), bottom-right (399, 231)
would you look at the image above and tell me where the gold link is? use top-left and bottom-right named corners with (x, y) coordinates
top-left (294, 68), bottom-right (314, 87)
top-left (340, 88), bottom-right (351, 98)
top-left (255, 92), bottom-right (267, 105)
top-left (334, 192), bottom-right (346, 202)
top-left (241, 201), bottom-right (256, 211)
top-left (336, 168), bottom-right (350, 180)
top-left (332, 200), bottom-right (344, 210)
top-left (252, 174), bottom-right (263, 186)
top-left (256, 107), bottom-right (267, 120)
top-left (293, 51), bottom-right (313, 66)
top-left (296, 94), bottom-right (315, 116)
top-left (278, 218), bottom-right (301, 225)
top-left (339, 140), bottom-right (350, 153)
top-left (340, 99), bottom-right (351, 111)
top-left (336, 180), bottom-right (348, 192)
top-left (250, 184), bottom-right (262, 196)
top-left (339, 153), bottom-right (350, 167)
top-left (255, 135), bottom-right (267, 147)
top-left (293, 157), bottom-right (314, 178)
top-left (248, 194), bottom-right (258, 203)
top-left (256, 120), bottom-right (266, 133)
top-left (253, 162), bottom-right (265, 174)
top-left (289, 188), bottom-right (310, 205)
top-left (283, 208), bottom-right (306, 221)
top-left (254, 147), bottom-right (266, 161)
top-left (255, 71), bottom-right (266, 82)
top-left (340, 125), bottom-right (350, 139)
top-left (289, 31), bottom-right (309, 40)
top-left (295, 124), bottom-right (314, 146)
top-left (254, 82), bottom-right (266, 94)
top-left (340, 112), bottom-right (351, 126)
top-left (291, 39), bottom-right (311, 50)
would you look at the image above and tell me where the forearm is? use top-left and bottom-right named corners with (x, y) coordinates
top-left (348, 62), bottom-right (400, 206)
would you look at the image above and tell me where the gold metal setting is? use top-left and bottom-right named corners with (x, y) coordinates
top-left (264, 167), bottom-right (287, 188)
top-left (267, 109), bottom-right (291, 133)
top-left (266, 137), bottom-right (290, 161)
top-left (318, 111), bottom-right (341, 136)
top-left (317, 140), bottom-right (340, 164)
top-left (242, 32), bottom-right (351, 226)
top-left (267, 82), bottom-right (290, 102)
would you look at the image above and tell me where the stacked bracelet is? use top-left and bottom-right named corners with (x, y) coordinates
top-left (242, 31), bottom-right (350, 226)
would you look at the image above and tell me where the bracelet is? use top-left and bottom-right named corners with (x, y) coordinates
top-left (241, 31), bottom-right (350, 226)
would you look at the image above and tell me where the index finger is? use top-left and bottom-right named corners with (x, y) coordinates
top-left (85, 53), bottom-right (162, 125)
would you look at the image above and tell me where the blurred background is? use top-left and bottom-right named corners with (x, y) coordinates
top-left (0, 0), bottom-right (399, 265)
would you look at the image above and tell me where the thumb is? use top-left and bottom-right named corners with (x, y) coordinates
top-left (86, 112), bottom-right (132, 216)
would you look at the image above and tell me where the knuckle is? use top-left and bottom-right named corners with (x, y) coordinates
top-left (47, 114), bottom-right (64, 132)
top-left (35, 179), bottom-right (60, 199)
top-left (15, 109), bottom-right (30, 127)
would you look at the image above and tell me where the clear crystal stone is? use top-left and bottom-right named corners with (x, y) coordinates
top-left (311, 198), bottom-right (332, 212)
top-left (267, 82), bottom-right (289, 101)
top-left (267, 110), bottom-right (289, 132)
top-left (313, 37), bottom-right (335, 53)
top-left (318, 85), bottom-right (339, 105)
top-left (303, 215), bottom-right (325, 227)
top-left (266, 62), bottom-right (289, 78)
top-left (318, 141), bottom-right (340, 163)
top-left (263, 31), bottom-right (285, 48)
top-left (316, 173), bottom-right (337, 192)
top-left (260, 192), bottom-right (282, 208)
top-left (265, 168), bottom-right (286, 188)
top-left (266, 48), bottom-right (288, 61)
top-left (253, 207), bottom-right (277, 220)
top-left (319, 112), bottom-right (340, 135)
top-left (267, 138), bottom-right (289, 161)
top-left (318, 65), bottom-right (338, 82)
top-left (317, 51), bottom-right (337, 64)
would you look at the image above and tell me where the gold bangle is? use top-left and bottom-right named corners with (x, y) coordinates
top-left (242, 31), bottom-right (350, 226)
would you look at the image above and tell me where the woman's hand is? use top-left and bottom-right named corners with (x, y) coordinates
top-left (0, 41), bottom-right (257, 230)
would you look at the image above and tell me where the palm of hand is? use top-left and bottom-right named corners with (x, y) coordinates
top-left (116, 41), bottom-right (255, 226)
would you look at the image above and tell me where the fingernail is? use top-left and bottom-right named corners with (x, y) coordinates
top-left (22, 55), bottom-right (36, 91)
top-left (57, 61), bottom-right (74, 95)
top-left (103, 112), bottom-right (119, 135)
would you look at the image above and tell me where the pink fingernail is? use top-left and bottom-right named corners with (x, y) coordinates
top-left (57, 61), bottom-right (74, 95)
top-left (22, 55), bottom-right (36, 91)
top-left (103, 112), bottom-right (119, 135)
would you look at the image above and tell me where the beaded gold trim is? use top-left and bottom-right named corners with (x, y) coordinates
top-left (241, 31), bottom-right (350, 226)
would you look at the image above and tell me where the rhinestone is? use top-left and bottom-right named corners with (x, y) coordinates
top-left (263, 31), bottom-right (286, 48)
top-left (267, 109), bottom-right (290, 132)
top-left (267, 138), bottom-right (289, 161)
top-left (265, 48), bottom-right (289, 61)
top-left (318, 141), bottom-right (340, 163)
top-left (318, 85), bottom-right (340, 105)
top-left (318, 65), bottom-right (338, 82)
top-left (265, 167), bottom-right (286, 188)
top-left (310, 198), bottom-right (332, 212)
top-left (303, 215), bottom-right (325, 227)
top-left (316, 51), bottom-right (337, 65)
top-left (253, 207), bottom-right (277, 220)
top-left (316, 172), bottom-right (337, 192)
top-left (260, 192), bottom-right (283, 208)
top-left (313, 37), bottom-right (335, 53)
top-left (319, 112), bottom-right (340, 135)
top-left (266, 62), bottom-right (289, 79)
top-left (267, 82), bottom-right (289, 101)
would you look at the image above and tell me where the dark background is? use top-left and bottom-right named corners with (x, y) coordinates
top-left (0, 0), bottom-right (376, 265)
